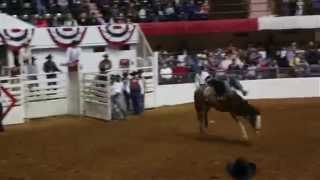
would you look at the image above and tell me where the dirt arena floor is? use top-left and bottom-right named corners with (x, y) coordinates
top-left (1, 98), bottom-right (320, 180)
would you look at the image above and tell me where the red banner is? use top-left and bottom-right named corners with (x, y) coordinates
top-left (139, 19), bottom-right (258, 36)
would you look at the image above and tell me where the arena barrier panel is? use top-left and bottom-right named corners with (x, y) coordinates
top-left (0, 76), bottom-right (24, 125)
top-left (23, 72), bottom-right (68, 119)
top-left (80, 73), bottom-right (112, 121)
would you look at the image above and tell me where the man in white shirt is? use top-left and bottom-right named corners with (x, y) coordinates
top-left (160, 64), bottom-right (173, 83)
top-left (195, 66), bottom-right (210, 89)
top-left (111, 75), bottom-right (127, 120)
top-left (64, 40), bottom-right (81, 72)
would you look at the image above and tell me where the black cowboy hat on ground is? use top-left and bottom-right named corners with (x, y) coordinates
top-left (130, 71), bottom-right (137, 76)
top-left (46, 54), bottom-right (52, 60)
top-left (226, 158), bottom-right (256, 180)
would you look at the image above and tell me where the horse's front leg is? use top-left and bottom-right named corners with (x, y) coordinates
top-left (196, 109), bottom-right (207, 134)
top-left (231, 114), bottom-right (248, 141)
top-left (204, 108), bottom-right (209, 128)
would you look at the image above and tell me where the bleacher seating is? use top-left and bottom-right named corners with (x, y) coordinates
top-left (209, 0), bottom-right (249, 19)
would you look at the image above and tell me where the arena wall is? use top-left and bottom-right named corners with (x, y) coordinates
top-left (155, 78), bottom-right (320, 107)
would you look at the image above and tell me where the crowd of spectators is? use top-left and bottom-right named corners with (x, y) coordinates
top-left (279, 0), bottom-right (320, 16)
top-left (0, 0), bottom-right (209, 27)
top-left (159, 41), bottom-right (320, 84)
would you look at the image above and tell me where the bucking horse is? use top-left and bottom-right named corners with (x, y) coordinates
top-left (194, 83), bottom-right (261, 141)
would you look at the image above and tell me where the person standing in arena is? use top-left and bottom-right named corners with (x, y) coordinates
top-left (0, 90), bottom-right (4, 132)
top-left (64, 40), bottom-right (81, 72)
top-left (99, 54), bottom-right (112, 72)
top-left (127, 71), bottom-right (144, 115)
top-left (137, 69), bottom-right (145, 113)
top-left (122, 72), bottom-right (131, 112)
top-left (43, 54), bottom-right (61, 86)
top-left (111, 75), bottom-right (127, 120)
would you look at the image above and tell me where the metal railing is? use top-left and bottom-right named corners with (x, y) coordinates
top-left (159, 65), bottom-right (320, 85)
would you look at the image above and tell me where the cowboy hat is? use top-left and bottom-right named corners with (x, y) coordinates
top-left (130, 71), bottom-right (137, 76)
top-left (45, 54), bottom-right (52, 60)
top-left (226, 158), bottom-right (256, 179)
top-left (103, 53), bottom-right (109, 57)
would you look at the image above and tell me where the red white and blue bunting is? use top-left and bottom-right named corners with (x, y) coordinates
top-left (47, 27), bottom-right (87, 48)
top-left (0, 28), bottom-right (34, 52)
top-left (98, 23), bottom-right (136, 46)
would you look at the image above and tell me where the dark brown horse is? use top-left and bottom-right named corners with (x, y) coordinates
top-left (194, 85), bottom-right (261, 141)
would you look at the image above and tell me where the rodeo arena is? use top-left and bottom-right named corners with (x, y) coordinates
top-left (2, 0), bottom-right (320, 179)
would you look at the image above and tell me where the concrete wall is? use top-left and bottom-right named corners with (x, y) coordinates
top-left (155, 78), bottom-right (320, 107)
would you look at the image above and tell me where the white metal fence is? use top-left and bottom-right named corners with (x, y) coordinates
top-left (80, 73), bottom-right (112, 121)
top-left (23, 72), bottom-right (68, 119)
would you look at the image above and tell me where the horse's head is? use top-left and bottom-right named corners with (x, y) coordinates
top-left (244, 105), bottom-right (261, 134)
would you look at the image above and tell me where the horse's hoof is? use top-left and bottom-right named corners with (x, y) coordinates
top-left (209, 120), bottom-right (215, 124)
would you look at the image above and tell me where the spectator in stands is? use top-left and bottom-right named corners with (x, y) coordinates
top-left (49, 13), bottom-right (64, 27)
top-left (138, 6), bottom-right (147, 22)
top-left (160, 63), bottom-right (173, 83)
top-left (185, 0), bottom-right (198, 20)
top-left (96, 13), bottom-right (106, 25)
top-left (87, 12), bottom-right (100, 25)
top-left (305, 41), bottom-right (320, 65)
top-left (219, 51), bottom-right (233, 70)
top-left (164, 3), bottom-right (177, 21)
top-left (57, 0), bottom-right (69, 13)
top-left (296, 0), bottom-right (304, 15)
top-left (47, 1), bottom-right (60, 14)
top-left (195, 0), bottom-right (209, 20)
top-left (63, 13), bottom-right (78, 26)
top-left (7, 0), bottom-right (22, 15)
top-left (22, 2), bottom-right (34, 15)
top-left (311, 0), bottom-right (320, 14)
top-left (289, 0), bottom-right (297, 16)
top-left (228, 58), bottom-right (242, 72)
top-left (127, 71), bottom-right (144, 115)
top-left (286, 42), bottom-right (297, 65)
top-left (127, 3), bottom-right (138, 22)
top-left (291, 53), bottom-right (310, 76)
top-left (78, 12), bottom-right (90, 26)
top-left (43, 54), bottom-right (61, 86)
top-left (177, 49), bottom-right (188, 66)
top-left (34, 0), bottom-right (46, 15)
top-left (275, 49), bottom-right (290, 68)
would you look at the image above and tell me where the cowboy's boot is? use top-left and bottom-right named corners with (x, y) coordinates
top-left (242, 90), bottom-right (248, 96)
